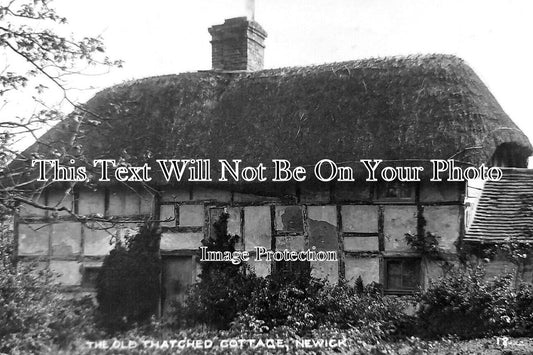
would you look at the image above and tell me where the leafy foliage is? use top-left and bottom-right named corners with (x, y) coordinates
top-left (0, 0), bottom-right (121, 99)
top-left (405, 231), bottom-right (441, 259)
top-left (0, 224), bottom-right (97, 353)
top-left (167, 212), bottom-right (259, 330)
top-left (198, 211), bottom-right (241, 279)
top-left (0, 0), bottom-right (120, 216)
top-left (465, 238), bottom-right (533, 265)
top-left (415, 265), bottom-right (533, 339)
top-left (513, 282), bottom-right (533, 336)
top-left (232, 276), bottom-right (409, 339)
top-left (96, 223), bottom-right (161, 332)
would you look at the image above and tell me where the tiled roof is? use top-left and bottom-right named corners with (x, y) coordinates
top-left (465, 168), bottom-right (533, 242)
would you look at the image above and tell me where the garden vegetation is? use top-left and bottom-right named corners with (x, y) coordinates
top-left (1, 214), bottom-right (533, 354)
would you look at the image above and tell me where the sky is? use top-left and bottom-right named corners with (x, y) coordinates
top-left (4, 0), bottom-right (533, 156)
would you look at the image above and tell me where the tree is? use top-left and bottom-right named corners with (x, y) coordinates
top-left (0, 0), bottom-right (121, 215)
top-left (169, 212), bottom-right (259, 329)
top-left (0, 213), bottom-right (96, 353)
top-left (95, 223), bottom-right (161, 332)
top-left (0, 1), bottom-right (120, 348)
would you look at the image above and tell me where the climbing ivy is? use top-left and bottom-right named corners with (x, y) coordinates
top-left (404, 231), bottom-right (441, 260)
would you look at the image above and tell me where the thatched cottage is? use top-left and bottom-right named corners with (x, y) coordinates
top-left (13, 17), bottom-right (532, 308)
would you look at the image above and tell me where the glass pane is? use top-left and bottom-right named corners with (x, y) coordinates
top-left (378, 182), bottom-right (413, 199)
top-left (82, 268), bottom-right (100, 289)
top-left (388, 274), bottom-right (402, 289)
top-left (387, 260), bottom-right (402, 276)
top-left (402, 260), bottom-right (420, 289)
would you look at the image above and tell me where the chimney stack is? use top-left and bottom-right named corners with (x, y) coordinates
top-left (208, 17), bottom-right (267, 72)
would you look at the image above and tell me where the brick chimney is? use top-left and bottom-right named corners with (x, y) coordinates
top-left (208, 17), bottom-right (267, 72)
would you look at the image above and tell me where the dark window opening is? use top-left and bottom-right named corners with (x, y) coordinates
top-left (377, 182), bottom-right (414, 201)
top-left (81, 267), bottom-right (100, 289)
top-left (384, 258), bottom-right (421, 294)
top-left (275, 260), bottom-right (310, 279)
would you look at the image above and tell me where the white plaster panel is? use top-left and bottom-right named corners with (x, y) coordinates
top-left (383, 206), bottom-right (417, 251)
top-left (341, 205), bottom-right (378, 233)
top-left (244, 206), bottom-right (271, 250)
top-left (108, 190), bottom-right (141, 216)
top-left (424, 205), bottom-right (461, 251)
top-left (159, 204), bottom-right (176, 227)
top-left (18, 223), bottom-right (49, 256)
top-left (275, 235), bottom-right (306, 251)
top-left (139, 190), bottom-right (154, 214)
top-left (344, 236), bottom-right (379, 252)
top-left (307, 205), bottom-right (337, 225)
top-left (179, 204), bottom-right (204, 227)
top-left (50, 260), bottom-right (82, 286)
top-left (160, 232), bottom-right (203, 250)
top-left (311, 259), bottom-right (339, 284)
top-left (345, 255), bottom-right (380, 285)
top-left (83, 227), bottom-right (113, 256)
top-left (227, 207), bottom-right (242, 236)
top-left (78, 189), bottom-right (105, 216)
top-left (51, 222), bottom-right (81, 256)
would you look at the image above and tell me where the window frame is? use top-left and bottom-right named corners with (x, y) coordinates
top-left (274, 259), bottom-right (311, 278)
top-left (383, 257), bottom-right (422, 295)
top-left (375, 182), bottom-right (416, 202)
top-left (81, 266), bottom-right (101, 290)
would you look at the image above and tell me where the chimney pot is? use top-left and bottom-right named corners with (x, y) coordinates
top-left (208, 17), bottom-right (267, 72)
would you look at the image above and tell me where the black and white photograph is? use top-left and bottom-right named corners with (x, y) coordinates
top-left (1, 0), bottom-right (533, 354)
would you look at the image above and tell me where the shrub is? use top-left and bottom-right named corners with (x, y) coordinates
top-left (235, 272), bottom-right (321, 335)
top-left (166, 212), bottom-right (259, 330)
top-left (314, 282), bottom-right (411, 338)
top-left (169, 266), bottom-right (260, 330)
top-left (513, 282), bottom-right (533, 336)
top-left (416, 265), bottom-right (516, 339)
top-left (0, 226), bottom-right (97, 353)
top-left (232, 275), bottom-right (409, 340)
top-left (96, 222), bottom-right (161, 332)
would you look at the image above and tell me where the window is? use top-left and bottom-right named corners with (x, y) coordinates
top-left (81, 267), bottom-right (101, 289)
top-left (384, 258), bottom-right (421, 294)
top-left (275, 260), bottom-right (310, 279)
top-left (377, 182), bottom-right (414, 201)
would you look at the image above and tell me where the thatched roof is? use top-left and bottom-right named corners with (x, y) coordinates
top-left (17, 54), bottom-right (532, 183)
top-left (465, 168), bottom-right (533, 242)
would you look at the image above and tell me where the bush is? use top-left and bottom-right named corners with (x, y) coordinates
top-left (513, 282), bottom-right (533, 336)
top-left (169, 266), bottom-right (260, 330)
top-left (167, 212), bottom-right (260, 330)
top-left (234, 272), bottom-right (321, 335)
top-left (314, 282), bottom-right (411, 338)
top-left (96, 223), bottom-right (161, 332)
top-left (0, 227), bottom-right (97, 353)
top-left (232, 274), bottom-right (409, 340)
top-left (416, 265), bottom-right (516, 339)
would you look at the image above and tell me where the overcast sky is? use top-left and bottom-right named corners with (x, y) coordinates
top-left (8, 0), bottom-right (533, 153)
